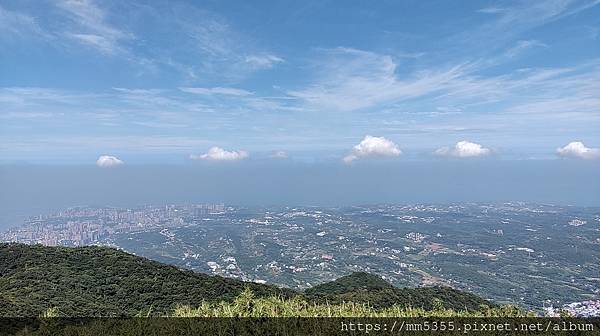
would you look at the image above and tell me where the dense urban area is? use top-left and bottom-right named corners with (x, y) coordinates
top-left (2, 202), bottom-right (599, 316)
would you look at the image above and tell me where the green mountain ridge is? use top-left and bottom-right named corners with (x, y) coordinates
top-left (305, 272), bottom-right (492, 311)
top-left (306, 272), bottom-right (394, 294)
top-left (0, 243), bottom-right (492, 317)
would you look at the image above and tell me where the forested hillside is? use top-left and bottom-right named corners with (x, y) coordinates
top-left (0, 243), bottom-right (492, 316)
top-left (0, 243), bottom-right (293, 316)
top-left (306, 272), bottom-right (492, 311)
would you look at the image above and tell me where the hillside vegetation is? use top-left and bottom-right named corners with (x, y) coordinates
top-left (0, 243), bottom-right (293, 316)
top-left (1, 243), bottom-right (497, 317)
top-left (174, 288), bottom-right (526, 317)
top-left (305, 272), bottom-right (490, 311)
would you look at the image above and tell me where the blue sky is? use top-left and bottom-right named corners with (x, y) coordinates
top-left (1, 0), bottom-right (600, 164)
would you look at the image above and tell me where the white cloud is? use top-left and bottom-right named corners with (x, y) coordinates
top-left (3, 135), bottom-right (212, 153)
top-left (287, 47), bottom-right (466, 112)
top-left (190, 146), bottom-right (248, 161)
top-left (179, 87), bottom-right (253, 96)
top-left (271, 150), bottom-right (288, 159)
top-left (286, 2), bottom-right (600, 115)
top-left (67, 33), bottom-right (118, 54)
top-left (96, 155), bottom-right (124, 167)
top-left (504, 40), bottom-right (547, 58)
top-left (167, 4), bottom-right (283, 79)
top-left (56, 0), bottom-right (133, 54)
top-left (244, 54), bottom-right (284, 69)
top-left (461, 1), bottom-right (600, 53)
top-left (343, 136), bottom-right (402, 163)
top-left (435, 141), bottom-right (491, 158)
top-left (0, 5), bottom-right (50, 39)
top-left (477, 7), bottom-right (506, 14)
top-left (557, 141), bottom-right (600, 159)
top-left (0, 87), bottom-right (87, 105)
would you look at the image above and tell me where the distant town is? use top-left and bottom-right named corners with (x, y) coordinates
top-left (1, 204), bottom-right (226, 246)
top-left (1, 202), bottom-right (599, 316)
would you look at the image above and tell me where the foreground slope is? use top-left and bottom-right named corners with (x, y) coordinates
top-left (0, 243), bottom-right (293, 316)
top-left (0, 243), bottom-right (492, 316)
top-left (305, 272), bottom-right (491, 311)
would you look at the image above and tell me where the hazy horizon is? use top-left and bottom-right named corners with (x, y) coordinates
top-left (2, 159), bottom-right (599, 229)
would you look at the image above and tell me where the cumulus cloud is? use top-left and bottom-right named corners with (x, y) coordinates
top-left (343, 136), bottom-right (402, 163)
top-left (190, 146), bottom-right (248, 161)
top-left (434, 141), bottom-right (491, 158)
top-left (556, 141), bottom-right (600, 159)
top-left (96, 155), bottom-right (124, 167)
